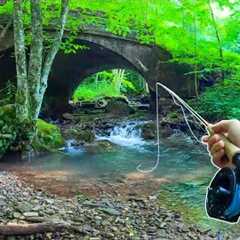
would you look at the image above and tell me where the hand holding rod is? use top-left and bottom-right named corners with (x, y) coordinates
top-left (156, 82), bottom-right (240, 169)
top-left (207, 126), bottom-right (240, 169)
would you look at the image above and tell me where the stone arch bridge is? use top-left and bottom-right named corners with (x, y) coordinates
top-left (0, 28), bottom-right (195, 115)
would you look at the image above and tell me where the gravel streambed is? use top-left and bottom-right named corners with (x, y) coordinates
top-left (0, 171), bottom-right (223, 239)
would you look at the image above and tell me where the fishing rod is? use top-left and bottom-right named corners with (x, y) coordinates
top-left (138, 82), bottom-right (240, 223)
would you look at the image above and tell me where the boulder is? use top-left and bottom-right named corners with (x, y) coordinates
top-left (141, 122), bottom-right (156, 140)
top-left (85, 140), bottom-right (117, 154)
top-left (141, 121), bottom-right (174, 140)
top-left (105, 98), bottom-right (135, 116)
top-left (76, 129), bottom-right (95, 143)
top-left (160, 125), bottom-right (173, 138)
top-left (64, 127), bottom-right (95, 144)
top-left (62, 112), bottom-right (75, 121)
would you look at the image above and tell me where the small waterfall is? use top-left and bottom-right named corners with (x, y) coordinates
top-left (61, 139), bottom-right (84, 154)
top-left (97, 121), bottom-right (146, 147)
top-left (66, 139), bottom-right (75, 151)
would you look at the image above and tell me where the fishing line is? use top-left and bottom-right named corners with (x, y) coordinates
top-left (172, 96), bottom-right (205, 143)
top-left (137, 82), bottom-right (209, 173)
top-left (136, 82), bottom-right (161, 173)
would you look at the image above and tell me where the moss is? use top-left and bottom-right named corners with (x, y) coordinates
top-left (158, 186), bottom-right (205, 225)
top-left (0, 104), bottom-right (15, 118)
top-left (167, 111), bottom-right (179, 120)
top-left (0, 111), bottom-right (64, 156)
top-left (0, 104), bottom-right (17, 157)
top-left (32, 119), bottom-right (64, 152)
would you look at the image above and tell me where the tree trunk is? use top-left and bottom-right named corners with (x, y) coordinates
top-left (34, 0), bottom-right (69, 119)
top-left (113, 69), bottom-right (125, 94)
top-left (5, 0), bottom-right (70, 157)
top-left (28, 0), bottom-right (43, 118)
top-left (194, 15), bottom-right (199, 97)
top-left (13, 0), bottom-right (29, 122)
top-left (208, 0), bottom-right (224, 61)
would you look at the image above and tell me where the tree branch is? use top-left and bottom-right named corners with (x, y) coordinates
top-left (208, 0), bottom-right (223, 61)
top-left (0, 222), bottom-right (70, 236)
top-left (34, 0), bottom-right (69, 119)
top-left (0, 18), bottom-right (12, 42)
top-left (41, 0), bottom-right (69, 84)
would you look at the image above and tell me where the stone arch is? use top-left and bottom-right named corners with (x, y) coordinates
top-left (45, 38), bottom-right (149, 115)
top-left (0, 30), bottom-right (195, 116)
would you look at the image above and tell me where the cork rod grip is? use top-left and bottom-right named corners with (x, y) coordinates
top-left (207, 126), bottom-right (240, 168)
top-left (220, 134), bottom-right (240, 166)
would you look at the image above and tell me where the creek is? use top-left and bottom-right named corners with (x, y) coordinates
top-left (1, 120), bottom-right (239, 235)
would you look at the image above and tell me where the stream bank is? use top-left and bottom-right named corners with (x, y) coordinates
top-left (0, 171), bottom-right (221, 240)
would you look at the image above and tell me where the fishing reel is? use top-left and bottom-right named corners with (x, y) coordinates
top-left (206, 153), bottom-right (240, 223)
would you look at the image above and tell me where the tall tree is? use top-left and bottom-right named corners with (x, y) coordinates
top-left (13, 0), bottom-right (69, 126)
top-left (13, 0), bottom-right (29, 122)
top-left (208, 0), bottom-right (223, 61)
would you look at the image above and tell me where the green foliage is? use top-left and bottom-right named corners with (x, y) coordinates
top-left (0, 104), bottom-right (17, 157)
top-left (60, 39), bottom-right (89, 54)
top-left (32, 119), bottom-right (64, 152)
top-left (1, 0), bottom-right (240, 73)
top-left (73, 80), bottom-right (122, 102)
top-left (73, 69), bottom-right (144, 102)
top-left (0, 81), bottom-right (16, 106)
top-left (0, 110), bottom-right (64, 156)
top-left (0, 82), bottom-right (17, 157)
top-left (190, 76), bottom-right (240, 121)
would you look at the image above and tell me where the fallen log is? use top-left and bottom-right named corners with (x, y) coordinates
top-left (0, 222), bottom-right (70, 236)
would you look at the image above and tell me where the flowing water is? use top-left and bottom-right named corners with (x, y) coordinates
top-left (21, 121), bottom-right (213, 181)
top-left (1, 120), bottom-right (239, 235)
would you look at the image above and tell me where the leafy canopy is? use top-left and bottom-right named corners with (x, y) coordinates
top-left (73, 69), bottom-right (145, 102)
top-left (1, 0), bottom-right (240, 72)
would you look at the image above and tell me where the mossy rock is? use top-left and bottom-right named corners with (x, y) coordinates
top-left (64, 128), bottom-right (95, 143)
top-left (75, 129), bottom-right (95, 143)
top-left (32, 119), bottom-right (64, 152)
top-left (85, 140), bottom-right (117, 154)
top-left (105, 98), bottom-right (135, 116)
top-left (141, 121), bottom-right (174, 140)
top-left (141, 122), bottom-right (156, 140)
